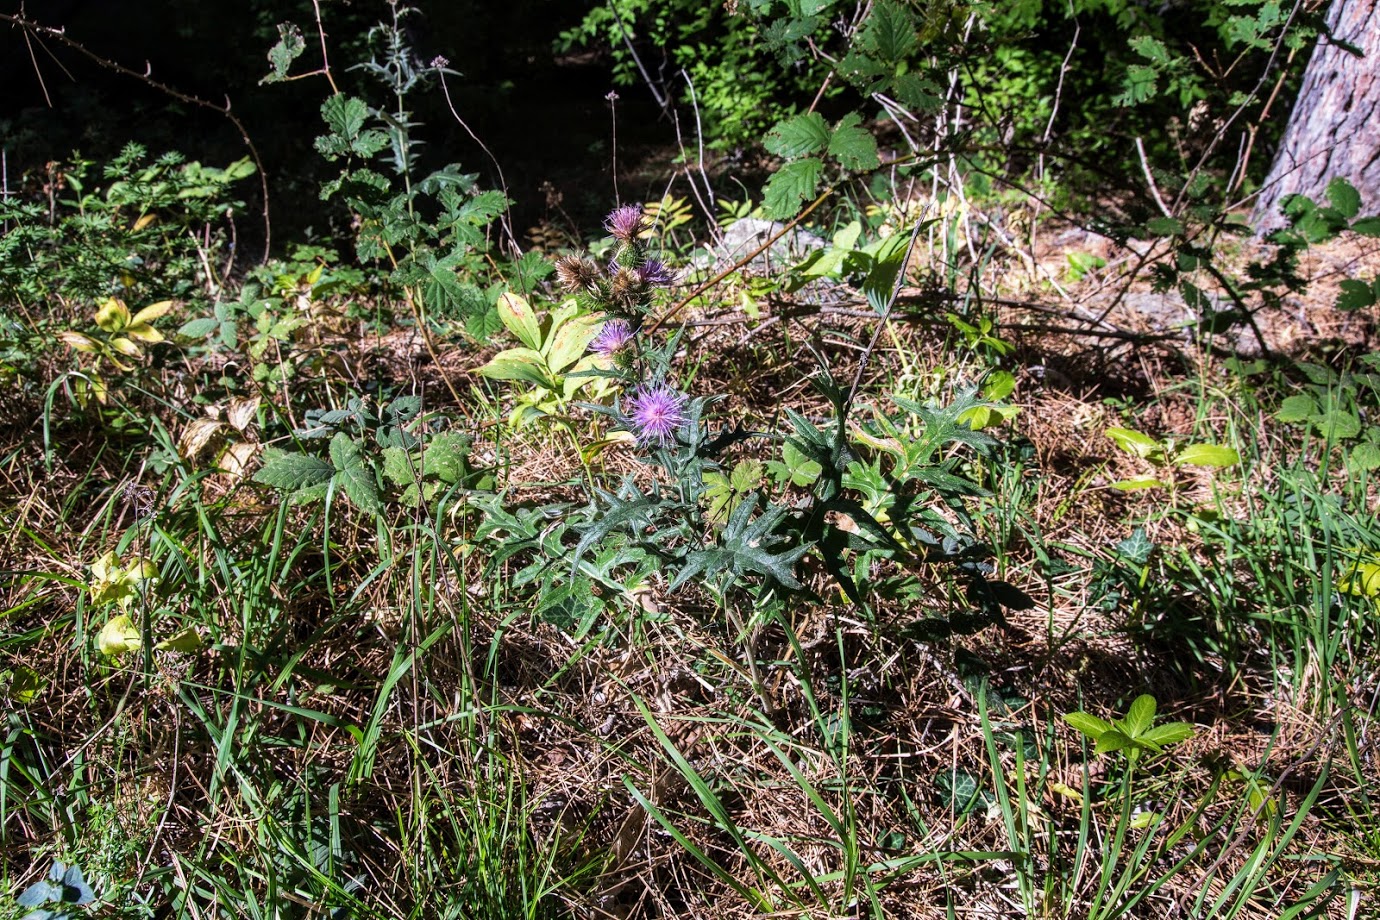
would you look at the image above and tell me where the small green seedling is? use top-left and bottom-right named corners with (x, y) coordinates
top-left (1104, 426), bottom-right (1238, 490)
top-left (1063, 694), bottom-right (1194, 762)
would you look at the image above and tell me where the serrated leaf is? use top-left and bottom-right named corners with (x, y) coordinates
top-left (1349, 217), bottom-right (1380, 237)
top-left (764, 112), bottom-right (831, 159)
top-left (861, 0), bottom-right (917, 62)
top-left (1311, 409), bottom-right (1361, 441)
top-left (1174, 444), bottom-right (1239, 468)
top-left (1326, 177), bottom-right (1361, 219)
top-left (177, 317), bottom-right (218, 339)
top-left (1276, 394), bottom-right (1316, 422)
top-left (828, 113), bottom-right (879, 171)
top-left (1348, 442), bottom-right (1380, 471)
top-left (381, 446), bottom-right (414, 487)
top-left (1336, 278), bottom-right (1377, 311)
top-left (889, 72), bottom-right (942, 112)
top-left (262, 22), bottom-right (306, 83)
top-left (254, 448), bottom-right (335, 491)
top-left (763, 157), bottom-right (824, 219)
top-left (1115, 64), bottom-right (1158, 106)
top-left (423, 431), bottom-right (471, 483)
top-left (330, 433), bottom-right (382, 515)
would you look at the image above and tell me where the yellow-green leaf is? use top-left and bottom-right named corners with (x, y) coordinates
top-left (1174, 444), bottom-right (1239, 468)
top-left (130, 299), bottom-right (175, 326)
top-left (98, 615), bottom-right (142, 656)
top-left (94, 297), bottom-right (132, 332)
top-left (155, 627), bottom-right (204, 653)
top-left (496, 292), bottom-right (543, 351)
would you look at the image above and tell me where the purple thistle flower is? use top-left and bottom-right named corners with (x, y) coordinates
top-left (637, 259), bottom-right (675, 287)
top-left (625, 383), bottom-right (688, 446)
top-left (591, 319), bottom-right (634, 357)
top-left (605, 204), bottom-right (645, 242)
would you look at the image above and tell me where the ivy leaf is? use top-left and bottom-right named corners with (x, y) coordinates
top-left (764, 112), bottom-right (831, 159)
top-left (828, 113), bottom-right (879, 171)
top-left (330, 433), bottom-right (383, 515)
top-left (254, 448), bottom-right (336, 491)
top-left (763, 157), bottom-right (824, 219)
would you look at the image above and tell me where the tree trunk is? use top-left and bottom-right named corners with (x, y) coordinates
top-left (1251, 0), bottom-right (1380, 229)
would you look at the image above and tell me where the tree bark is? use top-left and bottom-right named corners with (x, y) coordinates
top-left (1252, 0), bottom-right (1380, 229)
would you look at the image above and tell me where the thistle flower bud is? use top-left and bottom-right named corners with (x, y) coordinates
top-left (554, 255), bottom-right (600, 294)
top-left (637, 259), bottom-right (675, 287)
top-left (604, 204), bottom-right (646, 243)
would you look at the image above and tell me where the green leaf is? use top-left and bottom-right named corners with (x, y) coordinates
top-left (1336, 279), bottom-right (1377, 311)
top-left (2, 666), bottom-right (45, 705)
top-left (476, 347), bottom-right (555, 387)
top-left (1276, 394), bottom-right (1317, 422)
top-left (261, 22), bottom-right (306, 84)
top-left (1349, 216), bottom-right (1380, 237)
top-left (1311, 409), bottom-right (1361, 441)
top-left (1112, 477), bottom-right (1168, 491)
top-left (1145, 216), bottom-right (1183, 236)
top-left (98, 615), bottom-right (142, 656)
top-left (1123, 694), bottom-right (1157, 737)
top-left (1173, 444), bottom-right (1239, 468)
top-left (1139, 722), bottom-right (1194, 749)
top-left (545, 314), bottom-right (600, 373)
top-left (763, 157), bottom-right (824, 219)
top-left (316, 95), bottom-right (389, 160)
top-left (1106, 427), bottom-right (1165, 461)
top-left (1326, 178), bottom-right (1361, 219)
top-left (1063, 711), bottom-right (1113, 738)
top-left (1094, 730), bottom-right (1131, 755)
top-left (496, 291), bottom-right (543, 351)
top-left (155, 627), bottom-right (204, 653)
top-left (1348, 441), bottom-right (1380, 472)
top-left (423, 431), bottom-right (472, 483)
top-left (177, 317), bottom-right (219, 339)
top-left (330, 433), bottom-right (383, 515)
top-left (1114, 64), bottom-right (1158, 106)
top-left (381, 446), bottom-right (414, 487)
top-left (861, 0), bottom-right (917, 62)
top-left (827, 113), bottom-right (879, 171)
top-left (889, 73), bottom-right (942, 112)
top-left (254, 448), bottom-right (336, 492)
top-left (1128, 35), bottom-right (1171, 64)
top-left (764, 112), bottom-right (831, 159)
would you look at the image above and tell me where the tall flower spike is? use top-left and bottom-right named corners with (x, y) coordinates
top-left (605, 204), bottom-right (645, 242)
top-left (625, 383), bottom-right (687, 446)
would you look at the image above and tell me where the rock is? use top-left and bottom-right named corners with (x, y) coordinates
top-left (694, 218), bottom-right (826, 273)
